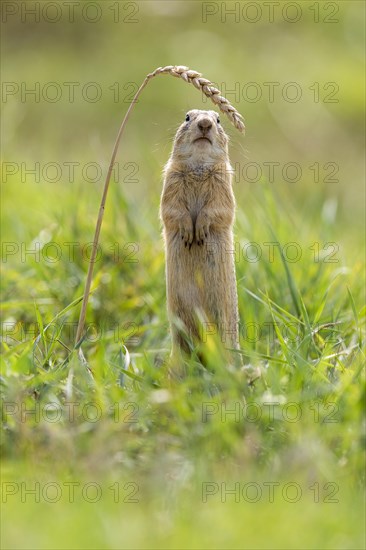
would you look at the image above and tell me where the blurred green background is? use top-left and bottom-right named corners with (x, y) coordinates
top-left (2, 0), bottom-right (365, 238)
top-left (1, 1), bottom-right (365, 549)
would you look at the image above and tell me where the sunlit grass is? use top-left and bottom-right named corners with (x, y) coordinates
top-left (1, 175), bottom-right (364, 548)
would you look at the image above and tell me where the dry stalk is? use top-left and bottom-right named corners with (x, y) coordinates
top-left (74, 65), bottom-right (245, 349)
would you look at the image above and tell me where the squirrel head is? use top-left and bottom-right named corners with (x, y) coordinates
top-left (171, 109), bottom-right (229, 166)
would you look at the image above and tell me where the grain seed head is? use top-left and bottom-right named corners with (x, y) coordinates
top-left (146, 65), bottom-right (245, 133)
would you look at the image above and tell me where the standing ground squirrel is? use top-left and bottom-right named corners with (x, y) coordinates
top-left (160, 109), bottom-right (241, 369)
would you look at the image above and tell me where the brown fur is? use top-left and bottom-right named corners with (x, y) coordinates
top-left (160, 109), bottom-right (241, 368)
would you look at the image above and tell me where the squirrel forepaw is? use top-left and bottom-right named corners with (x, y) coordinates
top-left (180, 219), bottom-right (194, 248)
top-left (195, 221), bottom-right (210, 246)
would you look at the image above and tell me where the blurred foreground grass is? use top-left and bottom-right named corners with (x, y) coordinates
top-left (1, 1), bottom-right (365, 548)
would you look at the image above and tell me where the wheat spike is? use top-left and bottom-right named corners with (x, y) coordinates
top-left (146, 65), bottom-right (245, 133)
top-left (75, 65), bottom-right (244, 350)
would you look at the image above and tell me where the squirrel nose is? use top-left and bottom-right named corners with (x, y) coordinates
top-left (198, 118), bottom-right (212, 132)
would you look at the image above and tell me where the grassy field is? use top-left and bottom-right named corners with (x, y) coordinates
top-left (1, 2), bottom-right (365, 549)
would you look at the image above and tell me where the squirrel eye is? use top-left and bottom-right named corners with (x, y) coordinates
top-left (217, 117), bottom-right (220, 124)
top-left (185, 114), bottom-right (190, 122)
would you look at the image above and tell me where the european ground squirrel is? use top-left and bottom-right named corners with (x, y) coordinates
top-left (160, 109), bottom-right (241, 369)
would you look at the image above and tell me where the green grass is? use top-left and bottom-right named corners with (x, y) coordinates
top-left (1, 178), bottom-right (365, 549)
top-left (1, 2), bottom-right (365, 548)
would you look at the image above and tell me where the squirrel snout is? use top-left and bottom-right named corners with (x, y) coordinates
top-left (197, 118), bottom-right (213, 133)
